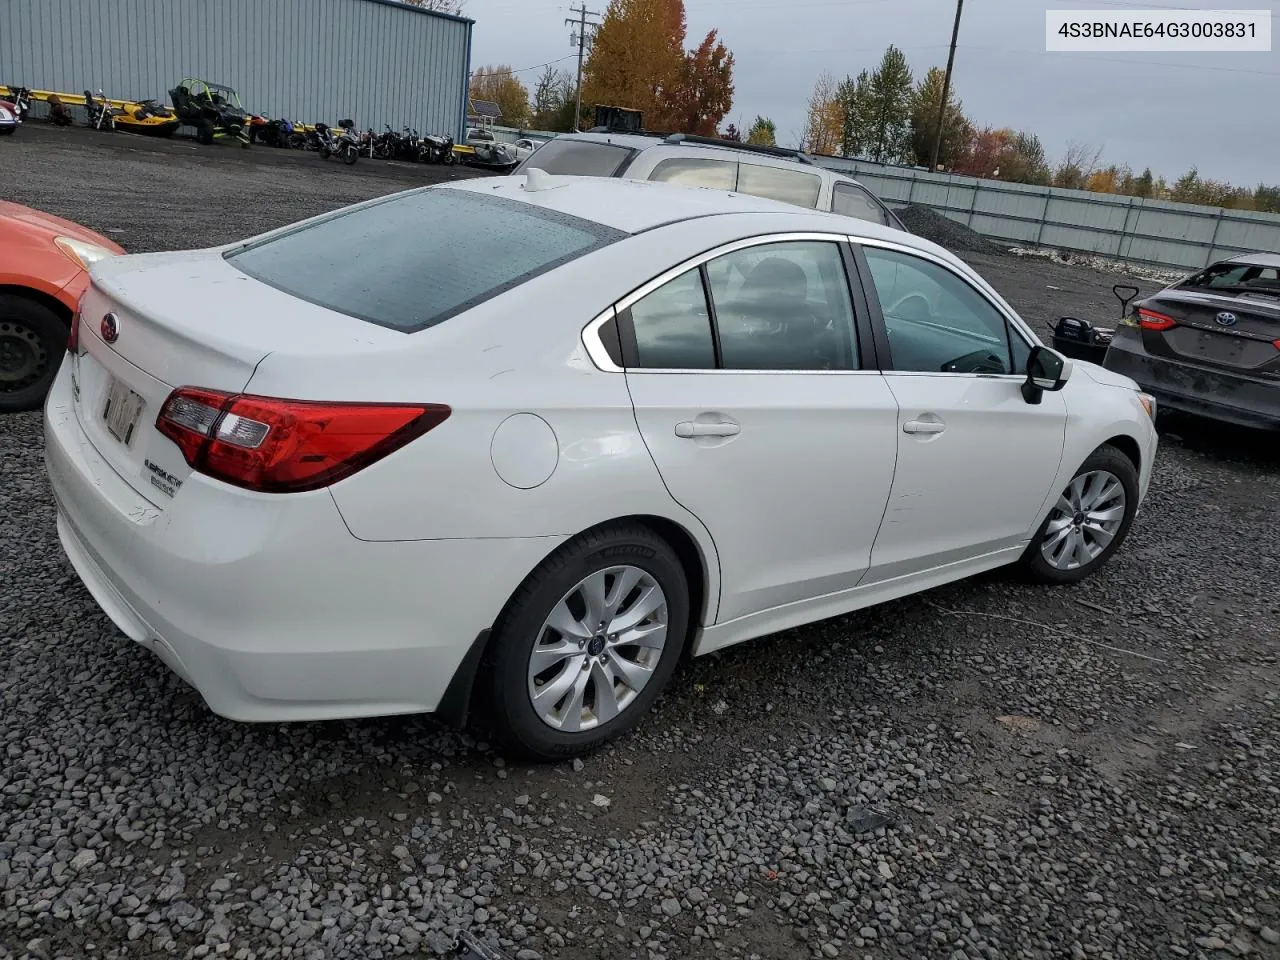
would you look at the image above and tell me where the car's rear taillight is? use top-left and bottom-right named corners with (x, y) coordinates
top-left (67, 312), bottom-right (79, 353)
top-left (1137, 308), bottom-right (1177, 332)
top-left (156, 388), bottom-right (450, 493)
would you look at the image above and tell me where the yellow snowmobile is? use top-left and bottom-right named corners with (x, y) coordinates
top-left (115, 98), bottom-right (182, 137)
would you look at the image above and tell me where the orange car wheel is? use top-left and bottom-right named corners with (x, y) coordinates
top-left (0, 294), bottom-right (66, 413)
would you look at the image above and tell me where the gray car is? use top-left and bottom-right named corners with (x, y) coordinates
top-left (1103, 253), bottom-right (1280, 431)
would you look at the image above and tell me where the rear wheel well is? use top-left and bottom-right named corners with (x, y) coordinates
top-left (0, 285), bottom-right (73, 327)
top-left (438, 514), bottom-right (711, 729)
top-left (626, 514), bottom-right (709, 657)
top-left (1102, 434), bottom-right (1141, 475)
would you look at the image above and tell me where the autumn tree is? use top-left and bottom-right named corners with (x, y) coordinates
top-left (1085, 167), bottom-right (1121, 194)
top-left (1001, 131), bottom-right (1051, 185)
top-left (721, 123), bottom-right (741, 141)
top-left (746, 115), bottom-right (776, 146)
top-left (803, 71), bottom-right (842, 155)
top-left (957, 126), bottom-right (1009, 177)
top-left (582, 0), bottom-right (733, 134)
top-left (1054, 141), bottom-right (1103, 190)
top-left (908, 66), bottom-right (970, 169)
top-left (668, 28), bottom-right (735, 135)
top-left (469, 65), bottom-right (530, 126)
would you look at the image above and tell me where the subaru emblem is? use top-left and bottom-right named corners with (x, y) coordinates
top-left (101, 312), bottom-right (120, 343)
top-left (1214, 312), bottom-right (1238, 327)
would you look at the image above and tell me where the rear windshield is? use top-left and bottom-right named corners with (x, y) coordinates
top-left (1180, 262), bottom-right (1280, 295)
top-left (519, 138), bottom-right (635, 177)
top-left (226, 189), bottom-right (623, 332)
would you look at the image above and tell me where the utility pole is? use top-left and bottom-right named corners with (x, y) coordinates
top-left (566, 4), bottom-right (600, 132)
top-left (930, 0), bottom-right (964, 171)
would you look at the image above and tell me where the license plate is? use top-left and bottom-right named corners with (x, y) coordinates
top-left (102, 375), bottom-right (145, 447)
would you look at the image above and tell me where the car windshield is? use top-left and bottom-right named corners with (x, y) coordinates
top-left (518, 138), bottom-right (635, 177)
top-left (1179, 261), bottom-right (1280, 295)
top-left (226, 188), bottom-right (623, 332)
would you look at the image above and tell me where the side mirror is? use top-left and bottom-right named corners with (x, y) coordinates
top-left (1022, 346), bottom-right (1073, 404)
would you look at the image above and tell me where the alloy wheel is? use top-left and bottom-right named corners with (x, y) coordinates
top-left (1040, 469), bottom-right (1128, 570)
top-left (527, 565), bottom-right (668, 733)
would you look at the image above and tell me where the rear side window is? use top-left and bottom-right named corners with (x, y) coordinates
top-left (626, 270), bottom-right (716, 369)
top-left (649, 157), bottom-right (737, 190)
top-left (832, 182), bottom-right (890, 227)
top-left (519, 138), bottom-right (635, 177)
top-left (736, 163), bottom-right (822, 208)
top-left (227, 189), bottom-right (623, 332)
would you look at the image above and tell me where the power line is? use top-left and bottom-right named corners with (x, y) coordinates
top-left (506, 54), bottom-right (577, 75)
top-left (565, 3), bottom-right (601, 132)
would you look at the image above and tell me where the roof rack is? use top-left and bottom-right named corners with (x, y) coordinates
top-left (577, 128), bottom-right (818, 166)
top-left (660, 133), bottom-right (818, 166)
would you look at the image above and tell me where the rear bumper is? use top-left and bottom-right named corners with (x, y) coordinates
top-left (43, 362), bottom-right (562, 722)
top-left (1104, 337), bottom-right (1280, 431)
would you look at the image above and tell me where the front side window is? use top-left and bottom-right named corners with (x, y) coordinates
top-left (649, 157), bottom-right (737, 190)
top-left (627, 269), bottom-right (716, 369)
top-left (227, 189), bottom-right (622, 332)
top-left (832, 182), bottom-right (891, 227)
top-left (863, 247), bottom-right (1024, 374)
top-left (735, 163), bottom-right (822, 209)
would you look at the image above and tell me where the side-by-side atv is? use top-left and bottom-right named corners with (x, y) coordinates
top-left (168, 78), bottom-right (250, 147)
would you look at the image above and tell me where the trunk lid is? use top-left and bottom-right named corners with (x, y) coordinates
top-left (72, 249), bottom-right (402, 505)
top-left (1140, 289), bottom-right (1280, 373)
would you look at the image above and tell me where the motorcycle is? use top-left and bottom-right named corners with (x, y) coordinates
top-left (4, 86), bottom-right (31, 121)
top-left (422, 133), bottom-right (456, 165)
top-left (316, 120), bottom-right (360, 165)
top-left (83, 89), bottom-right (119, 131)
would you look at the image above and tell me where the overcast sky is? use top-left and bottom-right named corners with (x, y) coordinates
top-left (465, 0), bottom-right (1280, 187)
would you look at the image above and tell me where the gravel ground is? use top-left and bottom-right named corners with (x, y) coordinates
top-left (2, 127), bottom-right (1279, 960)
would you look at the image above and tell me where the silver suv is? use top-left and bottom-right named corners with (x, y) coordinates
top-left (512, 131), bottom-right (907, 232)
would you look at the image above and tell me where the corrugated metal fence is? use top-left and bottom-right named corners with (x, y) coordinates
top-left (489, 126), bottom-right (1280, 273)
top-left (0, 0), bottom-right (473, 140)
top-left (811, 157), bottom-right (1280, 272)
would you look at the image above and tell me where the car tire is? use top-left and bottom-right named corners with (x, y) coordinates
top-left (1021, 444), bottom-right (1140, 585)
top-left (483, 523), bottom-right (690, 761)
top-left (0, 295), bottom-right (67, 414)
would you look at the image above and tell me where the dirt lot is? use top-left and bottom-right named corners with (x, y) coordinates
top-left (1, 126), bottom-right (1278, 960)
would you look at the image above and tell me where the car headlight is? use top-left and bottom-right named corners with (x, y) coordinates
top-left (1137, 392), bottom-right (1157, 419)
top-left (54, 236), bottom-right (119, 271)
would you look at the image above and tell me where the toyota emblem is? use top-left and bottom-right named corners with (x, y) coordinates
top-left (101, 312), bottom-right (120, 343)
top-left (1214, 311), bottom-right (1238, 327)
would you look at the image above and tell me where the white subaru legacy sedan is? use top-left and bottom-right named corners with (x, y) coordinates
top-left (44, 173), bottom-right (1158, 759)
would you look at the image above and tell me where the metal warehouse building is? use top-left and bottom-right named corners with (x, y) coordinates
top-left (0, 0), bottom-right (473, 139)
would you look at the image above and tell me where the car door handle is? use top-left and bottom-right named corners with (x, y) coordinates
top-left (903, 419), bottom-right (946, 435)
top-left (675, 421), bottom-right (740, 438)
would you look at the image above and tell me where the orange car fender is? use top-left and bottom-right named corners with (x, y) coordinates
top-left (0, 259), bottom-right (87, 316)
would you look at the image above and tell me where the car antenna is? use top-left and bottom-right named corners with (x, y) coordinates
top-left (523, 168), bottom-right (562, 192)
